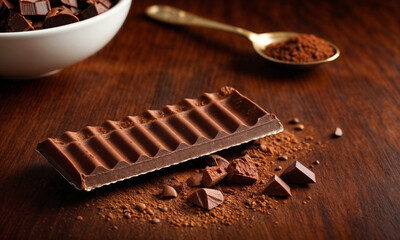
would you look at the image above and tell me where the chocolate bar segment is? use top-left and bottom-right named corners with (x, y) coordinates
top-left (36, 87), bottom-right (283, 191)
top-left (19, 0), bottom-right (51, 15)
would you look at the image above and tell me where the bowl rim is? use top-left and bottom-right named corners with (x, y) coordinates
top-left (0, 0), bottom-right (131, 38)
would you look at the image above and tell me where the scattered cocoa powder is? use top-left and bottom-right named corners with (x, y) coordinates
top-left (85, 121), bottom-right (323, 229)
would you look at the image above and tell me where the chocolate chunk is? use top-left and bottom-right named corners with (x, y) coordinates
top-left (187, 188), bottom-right (224, 210)
top-left (60, 0), bottom-right (77, 7)
top-left (289, 117), bottom-right (300, 124)
top-left (186, 173), bottom-right (203, 187)
top-left (7, 12), bottom-right (33, 31)
top-left (263, 175), bottom-right (291, 197)
top-left (19, 0), bottom-right (51, 16)
top-left (44, 6), bottom-right (79, 28)
top-left (226, 155), bottom-right (258, 184)
top-left (280, 161), bottom-right (316, 184)
top-left (79, 1), bottom-right (107, 20)
top-left (204, 154), bottom-right (230, 169)
top-left (333, 127), bottom-right (343, 137)
top-left (202, 166), bottom-right (227, 187)
top-left (159, 185), bottom-right (177, 199)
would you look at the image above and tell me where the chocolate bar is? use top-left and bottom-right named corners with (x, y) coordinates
top-left (36, 87), bottom-right (283, 191)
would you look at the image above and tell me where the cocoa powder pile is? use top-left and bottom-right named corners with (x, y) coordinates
top-left (263, 34), bottom-right (335, 62)
top-left (82, 120), bottom-right (325, 229)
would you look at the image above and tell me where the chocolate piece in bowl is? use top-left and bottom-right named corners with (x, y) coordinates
top-left (19, 0), bottom-right (51, 15)
top-left (60, 0), bottom-right (77, 8)
top-left (202, 166), bottom-right (227, 187)
top-left (187, 188), bottom-right (224, 210)
top-left (44, 6), bottom-right (78, 28)
top-left (79, 1), bottom-right (108, 20)
top-left (226, 155), bottom-right (259, 184)
top-left (280, 161), bottom-right (316, 184)
top-left (7, 11), bottom-right (33, 31)
top-left (36, 87), bottom-right (283, 191)
top-left (0, 0), bottom-right (18, 19)
top-left (204, 154), bottom-right (229, 169)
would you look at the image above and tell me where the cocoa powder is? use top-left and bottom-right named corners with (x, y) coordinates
top-left (263, 34), bottom-right (335, 62)
top-left (86, 122), bottom-right (323, 229)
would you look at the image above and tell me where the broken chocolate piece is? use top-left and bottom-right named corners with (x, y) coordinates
top-left (44, 6), bottom-right (79, 28)
top-left (7, 12), bottom-right (33, 31)
top-left (204, 154), bottom-right (229, 169)
top-left (202, 166), bottom-right (227, 187)
top-left (186, 173), bottom-right (203, 187)
top-left (226, 155), bottom-right (258, 184)
top-left (280, 161), bottom-right (316, 184)
top-left (159, 185), bottom-right (177, 199)
top-left (263, 175), bottom-right (291, 197)
top-left (19, 0), bottom-right (51, 16)
top-left (79, 1), bottom-right (107, 20)
top-left (187, 188), bottom-right (224, 210)
top-left (36, 87), bottom-right (283, 191)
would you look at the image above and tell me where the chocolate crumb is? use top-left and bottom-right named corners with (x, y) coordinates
top-left (76, 216), bottom-right (83, 221)
top-left (151, 218), bottom-right (161, 224)
top-left (136, 203), bottom-right (146, 212)
top-left (159, 206), bottom-right (168, 212)
top-left (294, 124), bottom-right (304, 131)
top-left (277, 154), bottom-right (288, 161)
top-left (111, 225), bottom-right (118, 230)
top-left (289, 118), bottom-right (300, 124)
top-left (333, 128), bottom-right (343, 137)
top-left (275, 166), bottom-right (282, 171)
top-left (313, 160), bottom-right (320, 165)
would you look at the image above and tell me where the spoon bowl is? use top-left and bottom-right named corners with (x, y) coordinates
top-left (251, 32), bottom-right (340, 69)
top-left (146, 5), bottom-right (340, 69)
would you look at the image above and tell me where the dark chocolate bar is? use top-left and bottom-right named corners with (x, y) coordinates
top-left (36, 87), bottom-right (283, 191)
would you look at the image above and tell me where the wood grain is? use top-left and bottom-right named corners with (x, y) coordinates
top-left (0, 0), bottom-right (399, 239)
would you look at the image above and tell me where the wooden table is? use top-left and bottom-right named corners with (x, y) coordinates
top-left (1, 0), bottom-right (399, 239)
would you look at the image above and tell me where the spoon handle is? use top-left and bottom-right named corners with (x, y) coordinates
top-left (145, 5), bottom-right (256, 40)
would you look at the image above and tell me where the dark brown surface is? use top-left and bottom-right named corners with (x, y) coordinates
top-left (0, 0), bottom-right (399, 239)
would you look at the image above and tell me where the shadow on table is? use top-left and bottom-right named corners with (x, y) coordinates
top-left (4, 142), bottom-right (250, 214)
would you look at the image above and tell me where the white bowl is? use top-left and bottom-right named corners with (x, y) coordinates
top-left (0, 0), bottom-right (131, 80)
